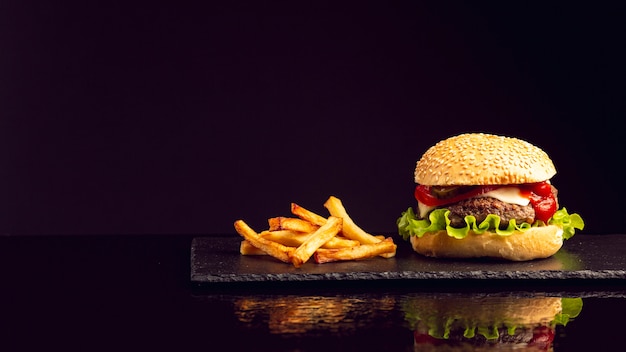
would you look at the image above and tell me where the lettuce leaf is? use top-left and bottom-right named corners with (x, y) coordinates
top-left (554, 297), bottom-right (583, 326)
top-left (549, 208), bottom-right (585, 240)
top-left (397, 207), bottom-right (584, 241)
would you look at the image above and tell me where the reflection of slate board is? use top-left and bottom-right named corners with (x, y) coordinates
top-left (190, 234), bottom-right (626, 285)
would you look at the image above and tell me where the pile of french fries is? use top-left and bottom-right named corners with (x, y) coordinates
top-left (234, 196), bottom-right (397, 268)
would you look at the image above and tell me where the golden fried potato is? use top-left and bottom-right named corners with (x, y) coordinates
top-left (314, 238), bottom-right (397, 263)
top-left (234, 220), bottom-right (295, 263)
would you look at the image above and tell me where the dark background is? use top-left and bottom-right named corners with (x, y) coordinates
top-left (2, 1), bottom-right (625, 236)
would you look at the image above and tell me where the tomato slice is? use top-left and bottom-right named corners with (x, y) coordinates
top-left (413, 331), bottom-right (443, 345)
top-left (414, 184), bottom-right (499, 207)
top-left (414, 181), bottom-right (557, 222)
top-left (521, 182), bottom-right (557, 222)
top-left (528, 192), bottom-right (557, 223)
top-left (528, 326), bottom-right (555, 350)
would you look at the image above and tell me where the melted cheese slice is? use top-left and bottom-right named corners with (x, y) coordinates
top-left (477, 186), bottom-right (530, 206)
top-left (417, 186), bottom-right (530, 218)
top-left (418, 202), bottom-right (436, 218)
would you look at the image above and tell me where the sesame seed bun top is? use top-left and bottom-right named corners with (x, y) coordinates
top-left (414, 133), bottom-right (557, 186)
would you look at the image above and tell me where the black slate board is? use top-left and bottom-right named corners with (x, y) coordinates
top-left (190, 234), bottom-right (626, 285)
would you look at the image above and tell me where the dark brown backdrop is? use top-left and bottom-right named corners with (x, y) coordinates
top-left (2, 1), bottom-right (624, 235)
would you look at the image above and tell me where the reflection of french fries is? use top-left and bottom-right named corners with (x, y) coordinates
top-left (314, 238), bottom-right (397, 263)
top-left (324, 196), bottom-right (396, 258)
top-left (268, 217), bottom-right (320, 233)
top-left (234, 220), bottom-right (295, 263)
top-left (235, 196), bottom-right (397, 267)
top-left (291, 216), bottom-right (343, 268)
top-left (234, 294), bottom-right (397, 335)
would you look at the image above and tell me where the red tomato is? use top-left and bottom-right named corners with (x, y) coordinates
top-left (414, 185), bottom-right (499, 207)
top-left (528, 326), bottom-right (555, 351)
top-left (414, 181), bottom-right (557, 222)
top-left (413, 331), bottom-right (442, 345)
top-left (528, 192), bottom-right (557, 223)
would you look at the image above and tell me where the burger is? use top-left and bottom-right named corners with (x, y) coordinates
top-left (403, 294), bottom-right (583, 351)
top-left (397, 133), bottom-right (584, 261)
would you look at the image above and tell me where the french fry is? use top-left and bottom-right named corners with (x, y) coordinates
top-left (291, 203), bottom-right (328, 226)
top-left (321, 236), bottom-right (360, 249)
top-left (268, 217), bottom-right (320, 233)
top-left (234, 220), bottom-right (295, 263)
top-left (261, 230), bottom-right (311, 247)
top-left (323, 196), bottom-right (396, 258)
top-left (236, 196), bottom-right (397, 266)
top-left (291, 216), bottom-right (343, 268)
top-left (314, 238), bottom-right (397, 264)
top-left (261, 230), bottom-right (360, 249)
top-left (323, 196), bottom-right (379, 244)
top-left (240, 239), bottom-right (267, 255)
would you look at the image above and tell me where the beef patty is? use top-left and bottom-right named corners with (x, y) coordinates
top-left (445, 197), bottom-right (536, 228)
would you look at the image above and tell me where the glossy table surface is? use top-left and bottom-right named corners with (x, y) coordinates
top-left (3, 234), bottom-right (626, 351)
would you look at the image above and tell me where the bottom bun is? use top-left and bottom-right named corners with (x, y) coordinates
top-left (409, 225), bottom-right (564, 261)
top-left (412, 296), bottom-right (563, 326)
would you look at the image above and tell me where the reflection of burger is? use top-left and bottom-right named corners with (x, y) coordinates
top-left (403, 295), bottom-right (583, 351)
top-left (397, 133), bottom-right (584, 261)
